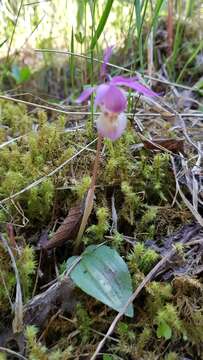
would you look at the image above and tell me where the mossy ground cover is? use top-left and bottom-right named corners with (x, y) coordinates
top-left (0, 87), bottom-right (202, 360)
top-left (0, 1), bottom-right (203, 358)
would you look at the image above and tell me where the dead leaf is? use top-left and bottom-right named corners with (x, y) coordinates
top-left (23, 278), bottom-right (75, 327)
top-left (42, 202), bottom-right (84, 250)
top-left (143, 138), bottom-right (184, 153)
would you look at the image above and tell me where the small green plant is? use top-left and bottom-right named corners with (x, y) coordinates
top-left (11, 64), bottom-right (31, 84)
top-left (156, 304), bottom-right (183, 340)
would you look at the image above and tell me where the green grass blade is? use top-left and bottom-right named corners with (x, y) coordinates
top-left (134, 0), bottom-right (141, 34)
top-left (138, 0), bottom-right (149, 42)
top-left (134, 0), bottom-right (149, 69)
top-left (70, 27), bottom-right (75, 88)
top-left (0, 39), bottom-right (7, 48)
top-left (90, 0), bottom-right (114, 50)
top-left (6, 0), bottom-right (23, 62)
top-left (149, 0), bottom-right (165, 33)
top-left (186, 0), bottom-right (195, 18)
top-left (177, 41), bottom-right (203, 83)
top-left (134, 0), bottom-right (143, 68)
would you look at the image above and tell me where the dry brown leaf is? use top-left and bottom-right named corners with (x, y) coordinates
top-left (143, 138), bottom-right (184, 153)
top-left (42, 202), bottom-right (84, 250)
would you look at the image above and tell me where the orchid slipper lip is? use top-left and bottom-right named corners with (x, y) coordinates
top-left (76, 46), bottom-right (158, 140)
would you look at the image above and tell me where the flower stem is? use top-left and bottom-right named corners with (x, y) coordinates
top-left (74, 135), bottom-right (102, 251)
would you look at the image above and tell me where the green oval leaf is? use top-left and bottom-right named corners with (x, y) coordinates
top-left (157, 321), bottom-right (172, 340)
top-left (67, 245), bottom-right (134, 317)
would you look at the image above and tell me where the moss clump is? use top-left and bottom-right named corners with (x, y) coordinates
top-left (76, 303), bottom-right (92, 344)
top-left (128, 243), bottom-right (159, 275)
top-left (156, 303), bottom-right (183, 340)
top-left (121, 181), bottom-right (140, 225)
top-left (86, 206), bottom-right (109, 243)
top-left (0, 240), bottom-right (36, 314)
top-left (17, 245), bottom-right (36, 301)
top-left (25, 325), bottom-right (74, 360)
top-left (0, 241), bottom-right (16, 312)
top-left (0, 99), bottom-right (199, 359)
top-left (0, 104), bottom-right (76, 226)
top-left (72, 175), bottom-right (91, 199)
top-left (0, 100), bottom-right (33, 135)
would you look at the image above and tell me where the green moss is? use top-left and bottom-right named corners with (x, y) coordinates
top-left (86, 206), bottom-right (109, 242)
top-left (136, 327), bottom-right (152, 353)
top-left (0, 104), bottom-right (71, 225)
top-left (76, 303), bottom-right (92, 344)
top-left (0, 99), bottom-right (199, 358)
top-left (73, 175), bottom-right (91, 199)
top-left (25, 325), bottom-right (74, 359)
top-left (111, 232), bottom-right (124, 250)
top-left (25, 325), bottom-right (48, 360)
top-left (121, 181), bottom-right (140, 225)
top-left (0, 240), bottom-right (36, 313)
top-left (17, 245), bottom-right (36, 301)
top-left (128, 243), bottom-right (159, 274)
top-left (0, 353), bottom-right (7, 360)
top-left (27, 179), bottom-right (55, 221)
top-left (155, 304), bottom-right (183, 339)
top-left (103, 129), bottom-right (137, 184)
top-left (0, 101), bottom-right (33, 135)
top-left (0, 238), bottom-right (17, 310)
top-left (164, 352), bottom-right (178, 360)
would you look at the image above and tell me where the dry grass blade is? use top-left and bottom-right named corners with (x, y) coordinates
top-left (0, 235), bottom-right (23, 333)
top-left (143, 138), bottom-right (184, 153)
top-left (0, 135), bottom-right (24, 149)
top-left (34, 48), bottom-right (201, 92)
top-left (0, 95), bottom-right (94, 116)
top-left (6, 0), bottom-right (23, 62)
top-left (171, 156), bottom-right (203, 227)
top-left (0, 347), bottom-right (27, 360)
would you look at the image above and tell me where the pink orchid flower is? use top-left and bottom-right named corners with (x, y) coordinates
top-left (77, 47), bottom-right (157, 141)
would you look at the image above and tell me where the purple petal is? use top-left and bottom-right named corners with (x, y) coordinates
top-left (111, 76), bottom-right (158, 97)
top-left (76, 87), bottom-right (95, 103)
top-left (94, 84), bottom-right (110, 108)
top-left (97, 112), bottom-right (127, 141)
top-left (100, 46), bottom-right (114, 79)
top-left (101, 84), bottom-right (127, 112)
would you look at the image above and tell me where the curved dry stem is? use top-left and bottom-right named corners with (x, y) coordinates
top-left (74, 135), bottom-right (103, 251)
